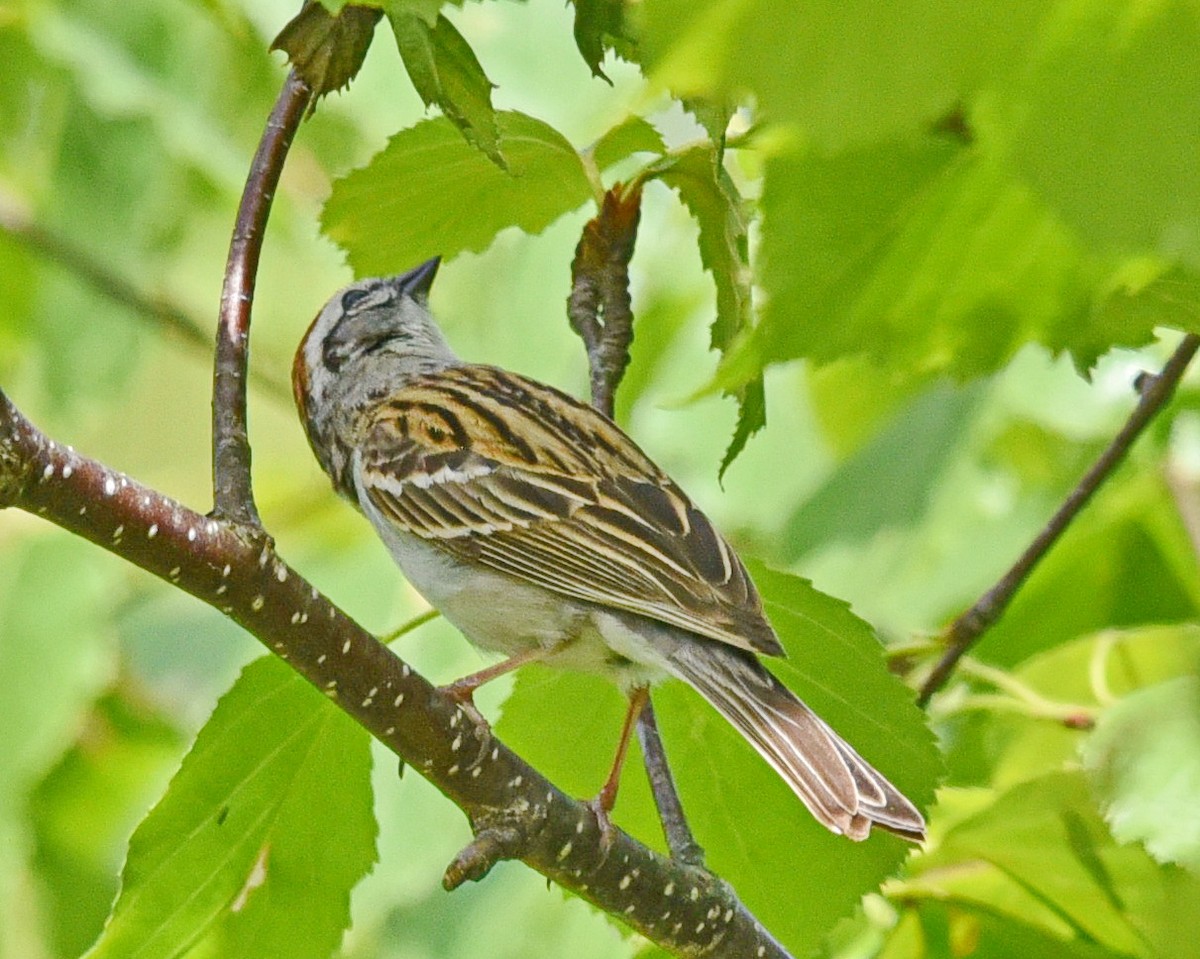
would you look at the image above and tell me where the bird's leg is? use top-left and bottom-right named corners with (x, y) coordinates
top-left (586, 684), bottom-right (650, 851)
top-left (439, 641), bottom-right (570, 724)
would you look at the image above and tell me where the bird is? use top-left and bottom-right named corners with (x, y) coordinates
top-left (292, 257), bottom-right (925, 843)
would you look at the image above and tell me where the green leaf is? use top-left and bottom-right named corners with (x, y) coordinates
top-left (589, 116), bottom-right (665, 173)
top-left (1084, 263), bottom-right (1200, 356)
top-left (322, 111), bottom-right (593, 275)
top-left (984, 0), bottom-right (1200, 268)
top-left (976, 476), bottom-right (1200, 668)
top-left (899, 900), bottom-right (1131, 959)
top-left (644, 144), bottom-right (759, 472)
top-left (717, 374), bottom-right (764, 481)
top-left (1083, 676), bottom-right (1200, 875)
top-left (380, 0), bottom-right (449, 26)
top-left (806, 357), bottom-right (921, 458)
top-left (724, 139), bottom-right (1114, 385)
top-left (963, 625), bottom-right (1200, 792)
top-left (647, 145), bottom-right (751, 352)
top-left (682, 97), bottom-right (733, 148)
top-left (271, 2), bottom-right (383, 102)
top-left (569, 0), bottom-right (624, 80)
top-left (497, 564), bottom-right (938, 958)
top-left (638, 0), bottom-right (1053, 149)
top-left (85, 657), bottom-right (376, 959)
top-left (0, 538), bottom-right (116, 956)
top-left (927, 771), bottom-right (1196, 958)
top-left (331, 0), bottom-right (461, 21)
top-left (389, 12), bottom-right (503, 167)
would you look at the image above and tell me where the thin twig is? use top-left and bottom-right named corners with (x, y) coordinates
top-left (212, 69), bottom-right (312, 525)
top-left (380, 607), bottom-right (440, 644)
top-left (636, 703), bottom-right (705, 865)
top-left (918, 333), bottom-right (1200, 706)
top-left (0, 199), bottom-right (290, 401)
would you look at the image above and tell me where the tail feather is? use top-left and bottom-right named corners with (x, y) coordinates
top-left (664, 638), bottom-right (926, 842)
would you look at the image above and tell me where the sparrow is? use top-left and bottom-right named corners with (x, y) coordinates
top-left (292, 257), bottom-right (925, 842)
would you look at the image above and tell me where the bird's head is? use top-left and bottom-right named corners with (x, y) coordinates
top-left (293, 257), bottom-right (457, 491)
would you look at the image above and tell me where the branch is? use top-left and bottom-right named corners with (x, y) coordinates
top-left (0, 389), bottom-right (789, 958)
top-left (636, 702), bottom-right (705, 865)
top-left (212, 69), bottom-right (312, 525)
top-left (917, 332), bottom-right (1200, 706)
top-left (568, 183), bottom-right (641, 417)
top-left (0, 31), bottom-right (791, 954)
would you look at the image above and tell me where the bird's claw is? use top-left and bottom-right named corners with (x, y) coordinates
top-left (438, 680), bottom-right (489, 729)
top-left (584, 795), bottom-right (618, 857)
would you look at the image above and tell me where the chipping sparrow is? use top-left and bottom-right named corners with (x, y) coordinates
top-left (293, 258), bottom-right (925, 842)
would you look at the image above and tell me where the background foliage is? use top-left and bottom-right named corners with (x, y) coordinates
top-left (2, 0), bottom-right (1200, 957)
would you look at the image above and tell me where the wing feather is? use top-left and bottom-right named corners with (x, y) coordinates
top-left (358, 366), bottom-right (782, 656)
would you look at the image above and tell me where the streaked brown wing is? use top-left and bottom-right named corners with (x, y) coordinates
top-left (356, 366), bottom-right (782, 656)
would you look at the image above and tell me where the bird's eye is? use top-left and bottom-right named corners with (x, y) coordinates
top-left (340, 288), bottom-right (371, 312)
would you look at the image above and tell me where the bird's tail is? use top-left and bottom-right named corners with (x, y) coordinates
top-left (663, 638), bottom-right (925, 841)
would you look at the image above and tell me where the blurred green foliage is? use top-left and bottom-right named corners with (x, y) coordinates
top-left (3, 1), bottom-right (1200, 958)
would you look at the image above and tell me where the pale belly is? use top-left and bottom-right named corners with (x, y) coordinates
top-left (356, 478), bottom-right (669, 689)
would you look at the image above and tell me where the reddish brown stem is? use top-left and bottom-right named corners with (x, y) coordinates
top-left (212, 70), bottom-right (312, 525)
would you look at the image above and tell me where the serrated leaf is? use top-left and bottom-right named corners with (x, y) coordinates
top-left (718, 139), bottom-right (1164, 387)
top-left (389, 12), bottom-right (503, 167)
top-left (683, 97), bottom-right (733, 147)
top-left (1083, 263), bottom-right (1200, 363)
top-left (271, 2), bottom-right (382, 103)
top-left (717, 373), bottom-right (763, 481)
top-left (1083, 676), bottom-right (1200, 875)
top-left (498, 563), bottom-right (938, 957)
top-left (645, 144), bottom-right (759, 472)
top-left (322, 111), bottom-right (592, 275)
top-left (589, 116), bottom-right (665, 172)
top-left (570, 0), bottom-right (624, 80)
top-left (647, 145), bottom-right (751, 351)
top-left (85, 657), bottom-right (376, 959)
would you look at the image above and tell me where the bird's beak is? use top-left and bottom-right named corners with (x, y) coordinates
top-left (390, 256), bottom-right (441, 301)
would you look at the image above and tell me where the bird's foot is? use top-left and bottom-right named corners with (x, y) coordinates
top-left (583, 795), bottom-right (619, 857)
top-left (438, 679), bottom-right (490, 729)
